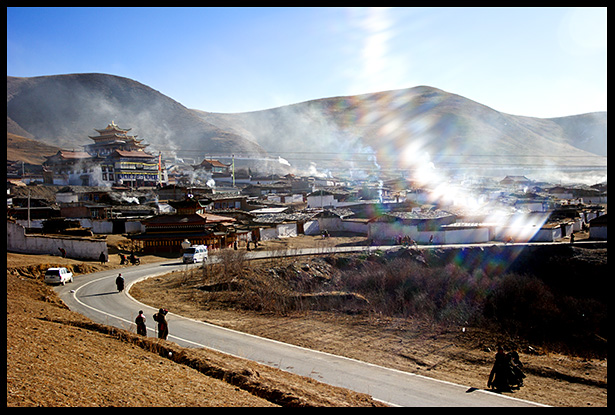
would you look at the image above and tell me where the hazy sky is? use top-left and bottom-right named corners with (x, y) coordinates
top-left (7, 7), bottom-right (607, 117)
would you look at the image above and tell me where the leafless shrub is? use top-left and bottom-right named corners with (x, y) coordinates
top-left (216, 249), bottom-right (249, 278)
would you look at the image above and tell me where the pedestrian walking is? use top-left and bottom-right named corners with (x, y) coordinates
top-left (135, 310), bottom-right (147, 336)
top-left (115, 273), bottom-right (125, 292)
top-left (487, 345), bottom-right (514, 392)
top-left (153, 308), bottom-right (169, 340)
top-left (508, 350), bottom-right (526, 388)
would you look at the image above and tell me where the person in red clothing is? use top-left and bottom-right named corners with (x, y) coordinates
top-left (135, 310), bottom-right (147, 336)
top-left (153, 308), bottom-right (169, 340)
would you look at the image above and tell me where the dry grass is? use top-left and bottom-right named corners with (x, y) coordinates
top-left (7, 235), bottom-right (608, 407)
top-left (6, 255), bottom-right (384, 407)
top-left (131, 251), bottom-right (608, 407)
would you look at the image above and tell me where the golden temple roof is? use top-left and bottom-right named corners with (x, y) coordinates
top-left (94, 120), bottom-right (131, 134)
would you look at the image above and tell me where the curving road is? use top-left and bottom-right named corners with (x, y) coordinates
top-left (55, 247), bottom-right (546, 407)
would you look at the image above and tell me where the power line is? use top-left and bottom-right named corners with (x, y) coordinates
top-left (162, 149), bottom-right (606, 171)
top-left (167, 149), bottom-right (606, 159)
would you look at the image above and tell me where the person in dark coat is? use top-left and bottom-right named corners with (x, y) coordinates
top-left (135, 310), bottom-right (147, 336)
top-left (487, 345), bottom-right (513, 392)
top-left (508, 350), bottom-right (526, 388)
top-left (115, 273), bottom-right (124, 292)
top-left (153, 308), bottom-right (169, 340)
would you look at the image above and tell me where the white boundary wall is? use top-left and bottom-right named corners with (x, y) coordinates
top-left (7, 221), bottom-right (108, 260)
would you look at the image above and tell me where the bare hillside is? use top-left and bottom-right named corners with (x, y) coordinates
top-left (7, 74), bottom-right (267, 158)
top-left (7, 132), bottom-right (61, 165)
top-left (197, 86), bottom-right (607, 172)
top-left (6, 253), bottom-right (383, 407)
top-left (7, 74), bottom-right (606, 174)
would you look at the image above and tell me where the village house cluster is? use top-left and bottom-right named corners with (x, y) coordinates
top-left (7, 122), bottom-right (607, 260)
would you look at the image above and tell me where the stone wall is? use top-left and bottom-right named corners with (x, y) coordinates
top-left (7, 221), bottom-right (108, 260)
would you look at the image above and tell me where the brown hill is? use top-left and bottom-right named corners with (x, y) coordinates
top-left (198, 86), bottom-right (606, 173)
top-left (7, 74), bottom-right (267, 160)
top-left (7, 132), bottom-right (61, 165)
top-left (7, 74), bottom-right (606, 175)
top-left (7, 253), bottom-right (383, 407)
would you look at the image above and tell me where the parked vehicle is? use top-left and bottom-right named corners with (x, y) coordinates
top-left (44, 267), bottom-right (74, 285)
top-left (182, 244), bottom-right (208, 263)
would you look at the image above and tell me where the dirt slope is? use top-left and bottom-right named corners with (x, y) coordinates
top-left (6, 253), bottom-right (383, 407)
top-left (7, 233), bottom-right (607, 407)
top-left (128, 240), bottom-right (607, 408)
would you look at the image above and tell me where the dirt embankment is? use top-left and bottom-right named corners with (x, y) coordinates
top-left (7, 236), bottom-right (608, 407)
top-left (130, 244), bottom-right (607, 407)
top-left (6, 252), bottom-right (384, 407)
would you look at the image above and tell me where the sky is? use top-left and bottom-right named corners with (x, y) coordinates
top-left (7, 7), bottom-right (607, 117)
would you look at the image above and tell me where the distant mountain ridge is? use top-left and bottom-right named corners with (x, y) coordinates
top-left (7, 73), bottom-right (267, 158)
top-left (197, 86), bottom-right (606, 171)
top-left (7, 74), bottom-right (606, 174)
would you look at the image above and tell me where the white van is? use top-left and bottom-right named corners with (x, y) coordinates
top-left (44, 267), bottom-right (74, 285)
top-left (182, 244), bottom-right (208, 263)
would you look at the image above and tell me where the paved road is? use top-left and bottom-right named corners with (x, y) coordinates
top-left (56, 246), bottom-right (547, 407)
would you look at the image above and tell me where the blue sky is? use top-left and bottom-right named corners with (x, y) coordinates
top-left (7, 7), bottom-right (607, 117)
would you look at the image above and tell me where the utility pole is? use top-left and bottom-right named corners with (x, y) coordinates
top-left (27, 188), bottom-right (31, 229)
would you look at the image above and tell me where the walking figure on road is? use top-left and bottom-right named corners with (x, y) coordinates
top-left (153, 308), bottom-right (169, 340)
top-left (487, 345), bottom-right (513, 392)
top-left (115, 273), bottom-right (124, 292)
top-left (135, 310), bottom-right (147, 336)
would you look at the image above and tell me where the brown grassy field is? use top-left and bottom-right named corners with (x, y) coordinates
top-left (7, 233), bottom-right (607, 407)
top-left (6, 251), bottom-right (383, 407)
